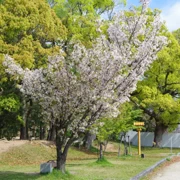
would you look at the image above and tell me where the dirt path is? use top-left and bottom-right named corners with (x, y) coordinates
top-left (0, 140), bottom-right (28, 153)
top-left (151, 157), bottom-right (180, 180)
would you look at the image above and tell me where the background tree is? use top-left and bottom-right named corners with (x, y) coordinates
top-left (131, 33), bottom-right (180, 147)
top-left (50, 0), bottom-right (126, 48)
top-left (0, 0), bottom-right (66, 140)
top-left (94, 102), bottom-right (142, 159)
top-left (4, 0), bottom-right (166, 172)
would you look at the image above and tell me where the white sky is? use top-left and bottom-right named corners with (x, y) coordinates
top-left (161, 1), bottom-right (180, 31)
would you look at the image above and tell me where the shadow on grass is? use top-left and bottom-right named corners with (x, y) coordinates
top-left (0, 169), bottom-right (76, 180)
top-left (0, 171), bottom-right (41, 180)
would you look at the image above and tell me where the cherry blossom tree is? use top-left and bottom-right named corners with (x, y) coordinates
top-left (3, 0), bottom-right (167, 173)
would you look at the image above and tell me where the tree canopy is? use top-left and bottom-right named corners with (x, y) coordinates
top-left (0, 0), bottom-right (67, 139)
top-left (51, 0), bottom-right (121, 47)
top-left (0, 0), bottom-right (66, 68)
top-left (131, 33), bottom-right (180, 147)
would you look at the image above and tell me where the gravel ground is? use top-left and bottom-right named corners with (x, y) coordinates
top-left (151, 157), bottom-right (180, 180)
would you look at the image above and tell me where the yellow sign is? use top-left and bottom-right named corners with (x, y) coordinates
top-left (134, 122), bottom-right (144, 126)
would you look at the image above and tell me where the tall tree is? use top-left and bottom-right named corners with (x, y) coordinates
top-left (131, 33), bottom-right (180, 147)
top-left (0, 0), bottom-right (66, 139)
top-left (0, 0), bottom-right (66, 67)
top-left (4, 0), bottom-right (166, 172)
top-left (51, 0), bottom-right (124, 48)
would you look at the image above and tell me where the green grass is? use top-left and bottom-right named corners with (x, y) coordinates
top-left (0, 168), bottom-right (76, 180)
top-left (0, 141), bottom-right (179, 180)
top-left (0, 143), bottom-right (56, 166)
top-left (90, 157), bottom-right (113, 167)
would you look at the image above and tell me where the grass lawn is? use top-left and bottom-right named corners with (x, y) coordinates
top-left (0, 141), bottom-right (179, 180)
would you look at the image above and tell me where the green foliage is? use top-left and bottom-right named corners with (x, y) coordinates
top-left (0, 0), bottom-right (67, 139)
top-left (52, 0), bottom-right (116, 47)
top-left (172, 28), bottom-right (180, 45)
top-left (0, 92), bottom-right (22, 139)
top-left (0, 95), bottom-right (20, 114)
top-left (114, 103), bottom-right (143, 133)
top-left (94, 102), bottom-right (143, 142)
top-left (132, 32), bottom-right (180, 132)
top-left (0, 0), bottom-right (66, 69)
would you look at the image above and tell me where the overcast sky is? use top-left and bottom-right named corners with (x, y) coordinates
top-left (126, 0), bottom-right (180, 31)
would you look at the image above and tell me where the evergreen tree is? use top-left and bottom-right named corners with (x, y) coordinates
top-left (0, 0), bottom-right (66, 139)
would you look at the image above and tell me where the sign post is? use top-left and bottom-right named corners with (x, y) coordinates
top-left (134, 122), bottom-right (144, 155)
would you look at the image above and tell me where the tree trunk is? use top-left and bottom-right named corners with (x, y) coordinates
top-left (20, 99), bottom-right (27, 140)
top-left (20, 120), bottom-right (29, 140)
top-left (99, 142), bottom-right (103, 159)
top-left (47, 124), bottom-right (56, 141)
top-left (40, 123), bottom-right (45, 140)
top-left (154, 123), bottom-right (167, 147)
top-left (56, 145), bottom-right (66, 173)
top-left (25, 118), bottom-right (29, 140)
top-left (20, 125), bottom-right (27, 140)
top-left (83, 132), bottom-right (96, 150)
top-left (55, 129), bottom-right (77, 173)
top-left (20, 98), bottom-right (32, 140)
top-left (20, 123), bottom-right (29, 140)
top-left (123, 135), bottom-right (128, 155)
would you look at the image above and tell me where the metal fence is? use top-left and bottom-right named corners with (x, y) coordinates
top-left (126, 130), bottom-right (180, 148)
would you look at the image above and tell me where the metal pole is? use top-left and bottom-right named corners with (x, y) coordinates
top-left (171, 137), bottom-right (172, 154)
top-left (138, 129), bottom-right (141, 155)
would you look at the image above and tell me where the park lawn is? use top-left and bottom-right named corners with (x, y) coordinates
top-left (0, 141), bottom-right (179, 180)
